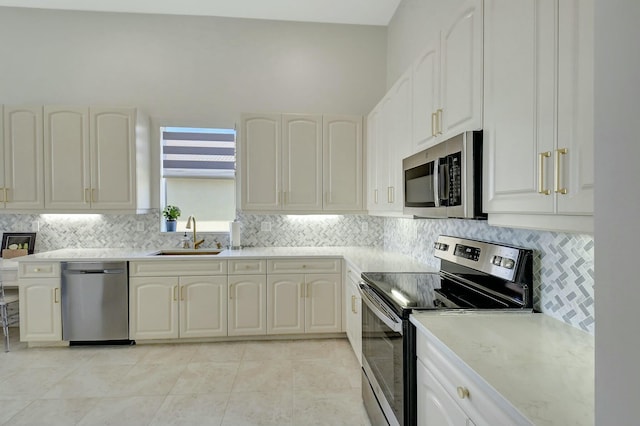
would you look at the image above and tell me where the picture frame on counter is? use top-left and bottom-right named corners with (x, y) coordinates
top-left (1, 232), bottom-right (37, 258)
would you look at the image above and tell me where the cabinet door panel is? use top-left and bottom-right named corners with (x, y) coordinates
top-left (417, 359), bottom-right (469, 426)
top-left (412, 40), bottom-right (440, 151)
top-left (179, 276), bottom-right (227, 338)
top-left (345, 274), bottom-right (362, 365)
top-left (90, 107), bottom-right (136, 209)
top-left (267, 274), bottom-right (304, 334)
top-left (557, 0), bottom-right (594, 214)
top-left (19, 280), bottom-right (62, 342)
top-left (129, 277), bottom-right (179, 340)
top-left (228, 275), bottom-right (266, 336)
top-left (376, 98), bottom-right (393, 207)
top-left (44, 106), bottom-right (90, 210)
top-left (483, 0), bottom-right (556, 213)
top-left (366, 107), bottom-right (380, 211)
top-left (3, 106), bottom-right (44, 209)
top-left (241, 114), bottom-right (281, 210)
top-left (305, 274), bottom-right (341, 333)
top-left (323, 115), bottom-right (363, 211)
top-left (440, 0), bottom-right (483, 138)
top-left (282, 114), bottom-right (322, 210)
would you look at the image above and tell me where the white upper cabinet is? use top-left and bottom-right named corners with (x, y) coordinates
top-left (366, 107), bottom-right (380, 212)
top-left (1, 106), bottom-right (45, 210)
top-left (367, 70), bottom-right (412, 216)
top-left (410, 0), bottom-right (483, 153)
top-left (240, 112), bottom-right (363, 213)
top-left (556, 0), bottom-right (594, 215)
top-left (323, 115), bottom-right (363, 211)
top-left (240, 113), bottom-right (281, 211)
top-left (282, 114), bottom-right (323, 211)
top-left (43, 106), bottom-right (151, 213)
top-left (412, 39), bottom-right (440, 151)
top-left (368, 0), bottom-right (481, 216)
top-left (483, 0), bottom-right (594, 233)
top-left (439, 0), bottom-right (483, 139)
top-left (44, 106), bottom-right (90, 210)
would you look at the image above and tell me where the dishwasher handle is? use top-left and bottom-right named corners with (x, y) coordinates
top-left (64, 269), bottom-right (125, 275)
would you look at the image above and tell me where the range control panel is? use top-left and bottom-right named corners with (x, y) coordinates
top-left (454, 244), bottom-right (481, 261)
top-left (434, 235), bottom-right (528, 281)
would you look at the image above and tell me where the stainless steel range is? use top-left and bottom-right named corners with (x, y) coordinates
top-left (359, 235), bottom-right (534, 426)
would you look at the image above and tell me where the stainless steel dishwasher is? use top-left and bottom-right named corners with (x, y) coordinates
top-left (61, 262), bottom-right (130, 343)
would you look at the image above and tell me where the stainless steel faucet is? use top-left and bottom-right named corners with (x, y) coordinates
top-left (185, 215), bottom-right (205, 249)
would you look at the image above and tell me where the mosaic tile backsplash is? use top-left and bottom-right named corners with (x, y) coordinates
top-left (0, 211), bottom-right (593, 333)
top-left (383, 217), bottom-right (595, 334)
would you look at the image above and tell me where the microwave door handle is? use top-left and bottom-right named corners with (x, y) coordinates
top-left (440, 159), bottom-right (449, 202)
top-left (433, 159), bottom-right (440, 207)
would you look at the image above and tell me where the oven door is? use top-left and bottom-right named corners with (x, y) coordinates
top-left (360, 283), bottom-right (405, 426)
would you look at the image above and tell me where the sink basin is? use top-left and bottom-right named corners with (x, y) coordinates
top-left (150, 249), bottom-right (223, 256)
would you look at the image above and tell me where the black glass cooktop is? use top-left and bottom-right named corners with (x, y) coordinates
top-left (360, 272), bottom-right (442, 313)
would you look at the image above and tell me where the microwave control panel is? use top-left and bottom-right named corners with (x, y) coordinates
top-left (448, 152), bottom-right (462, 206)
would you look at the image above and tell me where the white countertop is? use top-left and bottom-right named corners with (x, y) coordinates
top-left (411, 311), bottom-right (594, 426)
top-left (13, 246), bottom-right (436, 274)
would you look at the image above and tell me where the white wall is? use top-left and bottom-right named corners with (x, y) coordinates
top-left (0, 7), bottom-right (386, 122)
top-left (594, 0), bottom-right (640, 424)
top-left (386, 0), bottom-right (464, 88)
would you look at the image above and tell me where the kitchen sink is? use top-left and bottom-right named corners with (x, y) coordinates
top-left (149, 249), bottom-right (223, 256)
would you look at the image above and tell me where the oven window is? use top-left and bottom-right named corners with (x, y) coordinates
top-left (362, 298), bottom-right (404, 424)
top-left (405, 163), bottom-right (436, 207)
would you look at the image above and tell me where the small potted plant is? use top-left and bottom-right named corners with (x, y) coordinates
top-left (162, 205), bottom-right (181, 232)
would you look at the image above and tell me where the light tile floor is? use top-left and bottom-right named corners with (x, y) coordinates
top-left (0, 328), bottom-right (371, 425)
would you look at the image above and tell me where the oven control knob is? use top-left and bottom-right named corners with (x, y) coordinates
top-left (457, 386), bottom-right (470, 399)
top-left (501, 258), bottom-right (515, 269)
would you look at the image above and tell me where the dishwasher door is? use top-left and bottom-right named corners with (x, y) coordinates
top-left (62, 262), bottom-right (129, 342)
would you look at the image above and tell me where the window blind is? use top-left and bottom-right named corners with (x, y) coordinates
top-left (162, 127), bottom-right (236, 178)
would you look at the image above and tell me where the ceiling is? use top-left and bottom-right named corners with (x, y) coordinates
top-left (0, 0), bottom-right (401, 25)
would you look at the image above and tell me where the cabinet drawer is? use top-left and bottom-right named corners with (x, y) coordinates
top-left (416, 331), bottom-right (532, 425)
top-left (19, 262), bottom-right (60, 278)
top-left (229, 259), bottom-right (266, 275)
top-left (267, 258), bottom-right (341, 274)
top-left (130, 260), bottom-right (227, 277)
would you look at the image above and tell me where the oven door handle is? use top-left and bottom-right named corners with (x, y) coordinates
top-left (359, 284), bottom-right (403, 334)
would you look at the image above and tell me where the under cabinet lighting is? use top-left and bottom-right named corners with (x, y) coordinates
top-left (285, 215), bottom-right (340, 222)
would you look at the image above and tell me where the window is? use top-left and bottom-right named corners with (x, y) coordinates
top-left (161, 127), bottom-right (236, 232)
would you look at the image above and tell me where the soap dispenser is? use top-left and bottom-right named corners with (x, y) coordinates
top-left (180, 232), bottom-right (191, 249)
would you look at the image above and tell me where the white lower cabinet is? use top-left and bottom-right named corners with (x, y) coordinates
top-left (130, 275), bottom-right (228, 340)
top-left (19, 278), bottom-right (62, 342)
top-left (129, 276), bottom-right (179, 340)
top-left (228, 274), bottom-right (267, 336)
top-left (417, 358), bottom-right (472, 426)
top-left (179, 276), bottom-right (227, 338)
top-left (129, 260), bottom-right (228, 340)
top-left (266, 258), bottom-right (342, 335)
top-left (18, 262), bottom-right (62, 342)
top-left (345, 264), bottom-right (362, 365)
top-left (267, 274), bottom-right (305, 334)
top-left (305, 274), bottom-right (342, 333)
top-left (267, 273), bottom-right (341, 335)
top-left (416, 330), bottom-right (532, 426)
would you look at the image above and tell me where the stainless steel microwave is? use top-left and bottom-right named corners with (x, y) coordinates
top-left (402, 131), bottom-right (486, 219)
